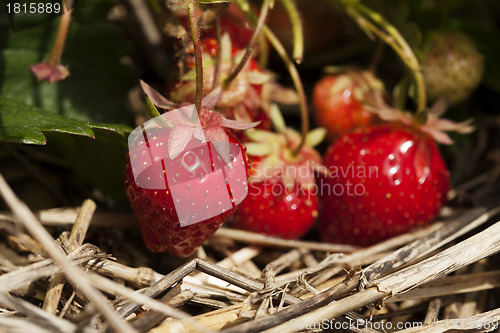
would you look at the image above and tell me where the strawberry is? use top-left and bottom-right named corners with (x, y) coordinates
top-left (312, 69), bottom-right (386, 140)
top-left (201, 6), bottom-right (255, 51)
top-left (422, 31), bottom-right (484, 105)
top-left (318, 123), bottom-right (451, 246)
top-left (230, 113), bottom-right (325, 239)
top-left (175, 4), bottom-right (256, 53)
top-left (125, 85), bottom-right (259, 256)
top-left (173, 34), bottom-right (272, 129)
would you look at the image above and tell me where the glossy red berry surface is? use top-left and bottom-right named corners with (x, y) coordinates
top-left (312, 70), bottom-right (385, 140)
top-left (319, 124), bottom-right (450, 246)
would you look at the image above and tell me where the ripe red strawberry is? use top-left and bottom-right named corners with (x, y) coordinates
top-left (318, 123), bottom-right (451, 246)
top-left (230, 126), bottom-right (325, 239)
top-left (125, 85), bottom-right (259, 256)
top-left (176, 4), bottom-right (256, 53)
top-left (201, 5), bottom-right (255, 51)
top-left (173, 34), bottom-right (272, 129)
top-left (422, 31), bottom-right (484, 105)
top-left (312, 69), bottom-right (386, 140)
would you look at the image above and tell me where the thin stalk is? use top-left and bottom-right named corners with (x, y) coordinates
top-left (212, 18), bottom-right (222, 90)
top-left (46, 0), bottom-right (73, 66)
top-left (238, 0), bottom-right (309, 156)
top-left (279, 0), bottom-right (304, 63)
top-left (343, 1), bottom-right (427, 123)
top-left (263, 26), bottom-right (308, 155)
top-left (224, 0), bottom-right (271, 88)
top-left (257, 31), bottom-right (270, 68)
top-left (368, 40), bottom-right (384, 73)
top-left (187, 2), bottom-right (203, 113)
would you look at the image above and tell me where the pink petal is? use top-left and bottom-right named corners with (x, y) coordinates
top-left (205, 127), bottom-right (230, 164)
top-left (140, 80), bottom-right (177, 110)
top-left (201, 87), bottom-right (222, 109)
top-left (168, 126), bottom-right (194, 160)
top-left (29, 63), bottom-right (69, 83)
top-left (425, 127), bottom-right (453, 145)
top-left (164, 104), bottom-right (197, 127)
top-left (220, 117), bottom-right (261, 130)
top-left (192, 126), bottom-right (206, 142)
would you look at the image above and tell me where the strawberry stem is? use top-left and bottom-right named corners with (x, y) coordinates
top-left (237, 0), bottom-right (309, 156)
top-left (279, 0), bottom-right (304, 64)
top-left (223, 0), bottom-right (271, 88)
top-left (187, 2), bottom-right (203, 113)
top-left (343, 1), bottom-right (428, 123)
top-left (257, 28), bottom-right (270, 69)
top-left (263, 26), bottom-right (309, 155)
top-left (46, 1), bottom-right (72, 67)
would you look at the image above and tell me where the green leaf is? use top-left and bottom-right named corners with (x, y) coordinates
top-left (0, 97), bottom-right (131, 145)
top-left (0, 1), bottom-right (136, 124)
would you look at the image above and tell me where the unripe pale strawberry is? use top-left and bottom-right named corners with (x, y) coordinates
top-left (422, 32), bottom-right (484, 105)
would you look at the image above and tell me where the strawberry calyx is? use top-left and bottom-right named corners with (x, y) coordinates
top-left (173, 33), bottom-right (273, 109)
top-left (140, 80), bottom-right (260, 164)
top-left (321, 67), bottom-right (386, 106)
top-left (368, 104), bottom-right (474, 145)
top-left (245, 127), bottom-right (325, 191)
top-left (312, 67), bottom-right (388, 140)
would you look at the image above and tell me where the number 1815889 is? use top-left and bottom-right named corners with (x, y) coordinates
top-left (6, 2), bottom-right (61, 14)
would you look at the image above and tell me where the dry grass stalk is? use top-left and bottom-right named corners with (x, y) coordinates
top-left (423, 299), bottom-right (442, 324)
top-left (43, 199), bottom-right (97, 314)
top-left (131, 287), bottom-right (195, 331)
top-left (151, 303), bottom-right (261, 332)
top-left (0, 244), bottom-right (105, 294)
top-left (188, 246), bottom-right (261, 292)
top-left (387, 270), bottom-right (500, 302)
top-left (213, 228), bottom-right (359, 252)
top-left (0, 172), bottom-right (134, 333)
top-left (0, 207), bottom-right (136, 228)
top-left (397, 307), bottom-right (500, 333)
top-left (0, 293), bottom-right (82, 333)
top-left (85, 258), bottom-right (163, 288)
top-left (459, 260), bottom-right (489, 318)
top-left (84, 272), bottom-right (213, 333)
top-left (362, 207), bottom-right (492, 285)
top-left (262, 218), bottom-right (500, 333)
top-left (220, 268), bottom-right (363, 333)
